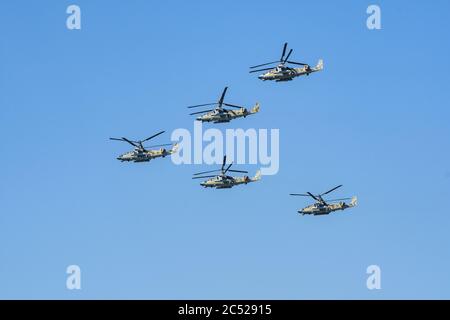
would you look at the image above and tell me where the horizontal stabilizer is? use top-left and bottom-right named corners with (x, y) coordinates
top-left (350, 196), bottom-right (357, 207)
top-left (252, 170), bottom-right (261, 182)
top-left (250, 102), bottom-right (260, 114)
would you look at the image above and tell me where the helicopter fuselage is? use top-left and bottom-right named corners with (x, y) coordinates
top-left (117, 148), bottom-right (169, 162)
top-left (258, 66), bottom-right (318, 82)
top-left (298, 198), bottom-right (357, 216)
top-left (197, 109), bottom-right (247, 123)
top-left (196, 104), bottom-right (259, 123)
top-left (200, 175), bottom-right (251, 189)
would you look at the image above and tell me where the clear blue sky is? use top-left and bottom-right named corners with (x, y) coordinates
top-left (1, 0), bottom-right (450, 299)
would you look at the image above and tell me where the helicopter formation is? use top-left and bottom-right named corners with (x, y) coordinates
top-left (109, 42), bottom-right (357, 216)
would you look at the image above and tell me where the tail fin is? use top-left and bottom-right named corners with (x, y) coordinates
top-left (252, 170), bottom-right (261, 182)
top-left (316, 59), bottom-right (324, 71)
top-left (350, 196), bottom-right (357, 207)
top-left (250, 102), bottom-right (260, 114)
top-left (169, 143), bottom-right (179, 154)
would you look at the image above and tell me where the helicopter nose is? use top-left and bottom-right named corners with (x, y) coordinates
top-left (258, 75), bottom-right (264, 79)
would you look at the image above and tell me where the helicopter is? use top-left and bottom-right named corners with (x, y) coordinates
top-left (109, 131), bottom-right (178, 163)
top-left (290, 185), bottom-right (357, 216)
top-left (193, 155), bottom-right (261, 189)
top-left (249, 42), bottom-right (323, 82)
top-left (187, 87), bottom-right (260, 123)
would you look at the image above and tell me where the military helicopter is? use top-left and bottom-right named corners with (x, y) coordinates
top-left (193, 155), bottom-right (261, 189)
top-left (249, 42), bottom-right (323, 82)
top-left (109, 131), bottom-right (178, 163)
top-left (290, 185), bottom-right (357, 216)
top-left (187, 87), bottom-right (260, 123)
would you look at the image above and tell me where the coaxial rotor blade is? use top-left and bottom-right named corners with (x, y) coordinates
top-left (249, 67), bottom-right (275, 73)
top-left (189, 109), bottom-right (214, 115)
top-left (142, 131), bottom-right (165, 143)
top-left (283, 49), bottom-right (293, 63)
top-left (286, 61), bottom-right (307, 66)
top-left (324, 198), bottom-right (352, 202)
top-left (187, 103), bottom-right (217, 108)
top-left (307, 192), bottom-right (321, 202)
top-left (110, 137), bottom-right (126, 142)
top-left (143, 143), bottom-right (173, 148)
top-left (218, 87), bottom-right (228, 107)
top-left (249, 61), bottom-right (279, 69)
top-left (289, 193), bottom-right (310, 196)
top-left (321, 185), bottom-right (343, 196)
top-left (221, 155), bottom-right (227, 172)
top-left (192, 175), bottom-right (217, 179)
top-left (223, 103), bottom-right (244, 109)
top-left (193, 169), bottom-right (222, 176)
top-left (228, 169), bottom-right (248, 174)
top-left (280, 42), bottom-right (288, 61)
top-left (224, 162), bottom-right (233, 174)
top-left (121, 137), bottom-right (139, 147)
